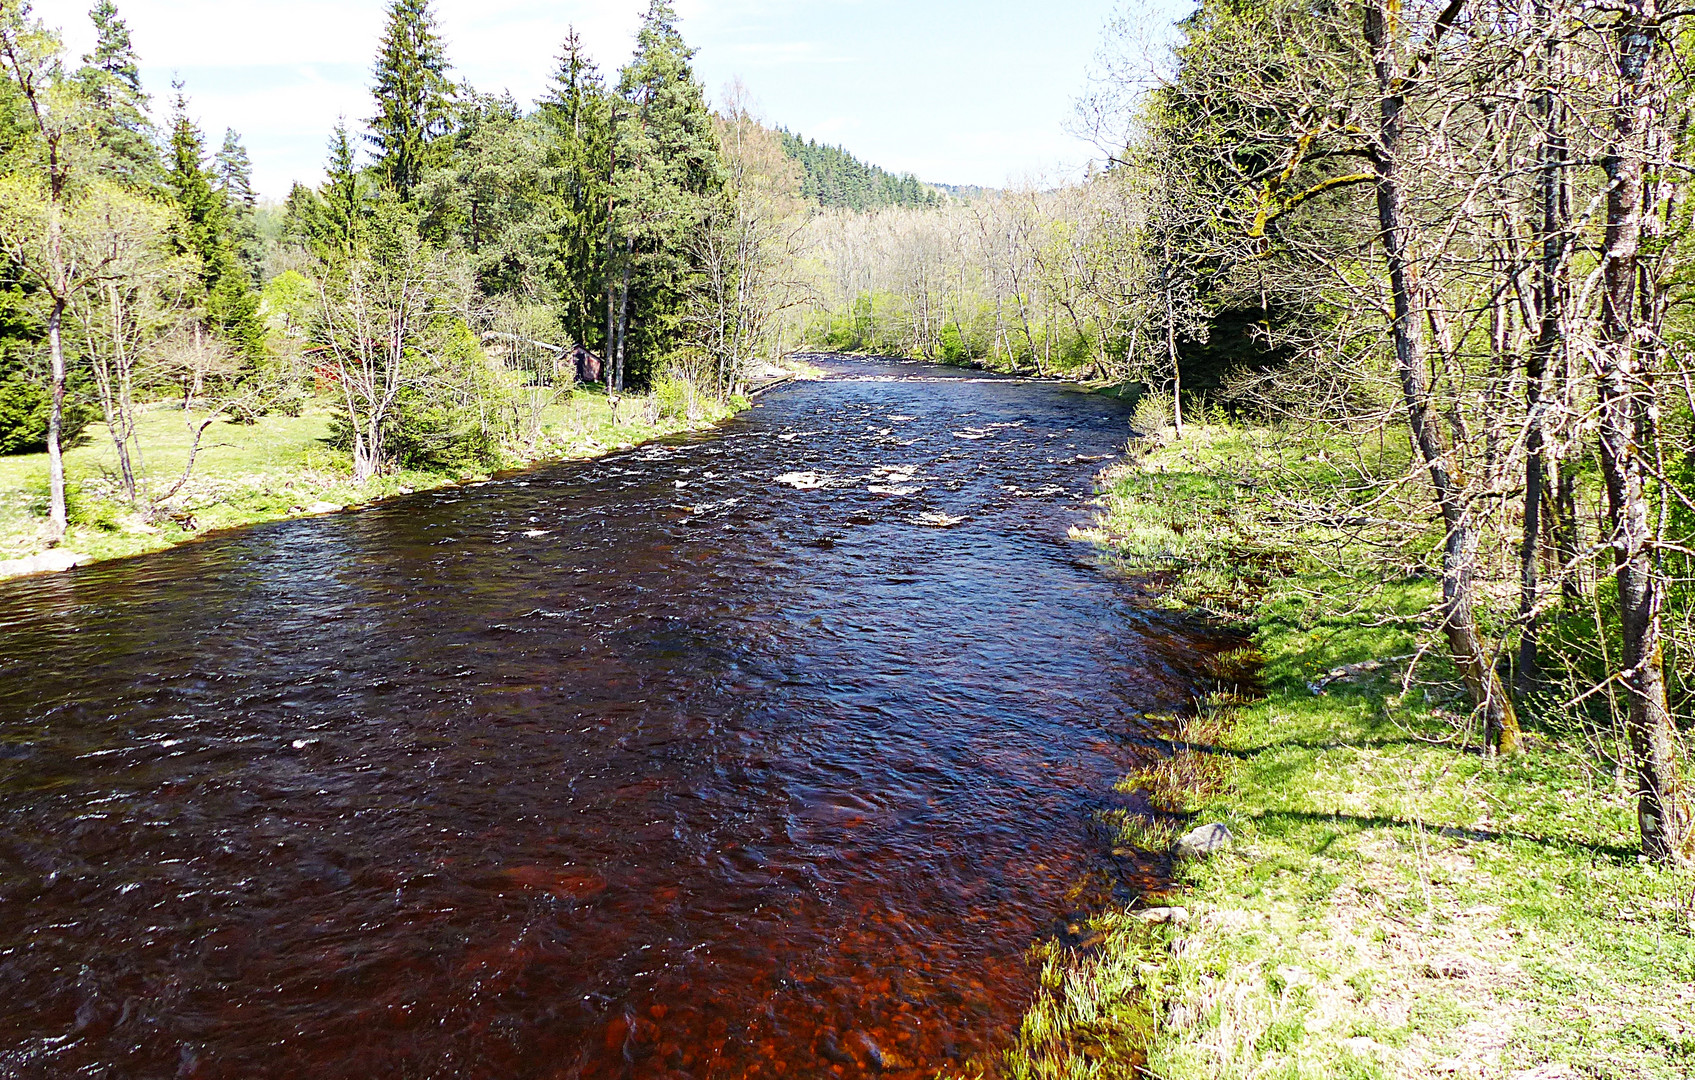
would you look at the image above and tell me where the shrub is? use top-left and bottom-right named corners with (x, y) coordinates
top-left (0, 375), bottom-right (94, 455)
top-left (1130, 391), bottom-right (1174, 434)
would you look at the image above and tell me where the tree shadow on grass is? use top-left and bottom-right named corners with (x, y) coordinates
top-left (1245, 806), bottom-right (1641, 864)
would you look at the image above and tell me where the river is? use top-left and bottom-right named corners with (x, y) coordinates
top-left (0, 356), bottom-right (1224, 1079)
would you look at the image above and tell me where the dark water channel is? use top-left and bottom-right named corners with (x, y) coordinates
top-left (0, 357), bottom-right (1225, 1079)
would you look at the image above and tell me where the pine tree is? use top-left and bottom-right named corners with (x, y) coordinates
top-left (607, 0), bottom-right (724, 387)
top-left (214, 128), bottom-right (262, 280)
top-left (281, 122), bottom-right (367, 262)
top-left (539, 27), bottom-right (613, 352)
top-left (367, 0), bottom-right (453, 199)
top-left (323, 121), bottom-right (367, 256)
top-left (167, 89), bottom-right (264, 361)
top-left (75, 0), bottom-right (158, 186)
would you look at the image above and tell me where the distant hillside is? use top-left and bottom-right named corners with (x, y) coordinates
top-left (778, 131), bottom-right (942, 211)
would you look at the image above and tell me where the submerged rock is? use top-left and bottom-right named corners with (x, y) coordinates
top-left (817, 1030), bottom-right (855, 1065)
top-left (1175, 822), bottom-right (1233, 858)
top-left (911, 511), bottom-right (966, 528)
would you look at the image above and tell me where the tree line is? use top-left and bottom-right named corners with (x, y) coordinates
top-left (0, 0), bottom-right (805, 523)
top-left (776, 130), bottom-right (941, 212)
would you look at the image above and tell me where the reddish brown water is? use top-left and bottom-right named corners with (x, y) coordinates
top-left (0, 357), bottom-right (1222, 1079)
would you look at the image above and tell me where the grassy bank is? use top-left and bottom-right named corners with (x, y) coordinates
top-left (998, 425), bottom-right (1695, 1080)
top-left (0, 383), bottom-right (750, 572)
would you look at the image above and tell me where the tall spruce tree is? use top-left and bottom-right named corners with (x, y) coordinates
top-left (539, 27), bottom-right (613, 353)
top-left (75, 0), bottom-right (157, 186)
top-left (281, 121), bottom-right (367, 262)
top-left (607, 0), bottom-right (723, 388)
top-left (167, 89), bottom-right (264, 361)
top-left (367, 0), bottom-right (452, 199)
top-left (214, 128), bottom-right (262, 280)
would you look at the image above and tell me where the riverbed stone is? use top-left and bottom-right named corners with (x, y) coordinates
top-left (0, 549), bottom-right (90, 579)
top-left (1174, 821), bottom-right (1233, 858)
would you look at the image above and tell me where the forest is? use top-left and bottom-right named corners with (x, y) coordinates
top-left (0, 0), bottom-right (810, 549)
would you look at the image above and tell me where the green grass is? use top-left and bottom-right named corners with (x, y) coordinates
top-left (996, 423), bottom-right (1695, 1080)
top-left (1, 383), bottom-right (746, 568)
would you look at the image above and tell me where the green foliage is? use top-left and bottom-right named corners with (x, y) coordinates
top-left (537, 28), bottom-right (613, 353)
top-left (605, 0), bottom-right (726, 387)
top-left (367, 0), bottom-right (453, 199)
top-left (73, 0), bottom-right (158, 188)
top-left (167, 92), bottom-right (265, 361)
top-left (214, 128), bottom-right (262, 279)
top-left (777, 130), bottom-right (939, 210)
top-left (0, 374), bottom-right (91, 454)
top-left (420, 92), bottom-right (552, 294)
top-left (285, 123), bottom-right (371, 262)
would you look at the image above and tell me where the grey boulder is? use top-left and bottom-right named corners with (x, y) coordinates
top-left (1175, 822), bottom-right (1233, 858)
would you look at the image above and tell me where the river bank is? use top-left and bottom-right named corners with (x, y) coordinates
top-left (1001, 424), bottom-right (1695, 1079)
top-left (0, 378), bottom-right (789, 579)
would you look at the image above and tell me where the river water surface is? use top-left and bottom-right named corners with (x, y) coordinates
top-left (0, 357), bottom-right (1221, 1079)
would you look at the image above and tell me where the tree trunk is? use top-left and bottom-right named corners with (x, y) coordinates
top-left (1165, 273), bottom-right (1183, 438)
top-left (1596, 0), bottom-right (1687, 864)
top-left (1365, 0), bottom-right (1520, 753)
top-left (45, 296), bottom-right (68, 543)
top-left (615, 254), bottom-right (631, 393)
top-left (1519, 2), bottom-right (1568, 696)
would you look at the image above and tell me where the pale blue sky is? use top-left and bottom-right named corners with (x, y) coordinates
top-left (33, 0), bottom-right (1188, 198)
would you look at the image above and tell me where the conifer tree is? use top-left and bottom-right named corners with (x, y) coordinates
top-left (607, 0), bottom-right (723, 388)
top-left (367, 0), bottom-right (452, 199)
top-left (214, 128), bottom-right (261, 279)
top-left (323, 121), bottom-right (367, 256)
top-left (167, 89), bottom-right (263, 361)
top-left (539, 27), bottom-right (612, 352)
top-left (75, 0), bottom-right (157, 186)
top-left (280, 122), bottom-right (367, 262)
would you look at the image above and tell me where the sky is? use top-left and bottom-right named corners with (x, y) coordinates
top-left (32, 0), bottom-right (1189, 200)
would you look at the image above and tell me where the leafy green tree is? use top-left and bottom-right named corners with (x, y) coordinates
top-left (74, 0), bottom-right (157, 187)
top-left (167, 89), bottom-right (264, 361)
top-left (367, 0), bottom-right (453, 199)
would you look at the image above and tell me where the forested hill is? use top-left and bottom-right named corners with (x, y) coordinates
top-left (777, 130), bottom-right (941, 210)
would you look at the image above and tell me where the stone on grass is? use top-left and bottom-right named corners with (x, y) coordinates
top-left (1174, 821), bottom-right (1233, 858)
top-left (1135, 906), bottom-right (1190, 926)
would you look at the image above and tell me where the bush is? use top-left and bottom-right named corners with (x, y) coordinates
top-left (654, 373), bottom-right (696, 421)
top-left (939, 322), bottom-right (970, 364)
top-left (328, 386), bottom-right (503, 475)
top-left (0, 375), bottom-right (93, 455)
top-left (1130, 391), bottom-right (1174, 434)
